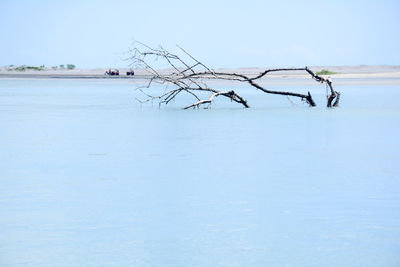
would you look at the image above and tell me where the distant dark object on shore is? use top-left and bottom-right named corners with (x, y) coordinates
top-left (105, 69), bottom-right (135, 76)
top-left (105, 69), bottom-right (119, 76)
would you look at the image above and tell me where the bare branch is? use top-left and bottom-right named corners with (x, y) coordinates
top-left (129, 43), bottom-right (340, 109)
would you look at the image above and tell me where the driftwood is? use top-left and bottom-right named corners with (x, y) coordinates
top-left (129, 43), bottom-right (340, 109)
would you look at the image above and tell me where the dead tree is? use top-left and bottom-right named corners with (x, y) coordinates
top-left (129, 43), bottom-right (340, 109)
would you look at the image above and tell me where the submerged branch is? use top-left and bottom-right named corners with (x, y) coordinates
top-left (130, 43), bottom-right (340, 109)
top-left (183, 90), bottom-right (249, 109)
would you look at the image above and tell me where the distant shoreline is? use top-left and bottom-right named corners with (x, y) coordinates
top-left (1, 66), bottom-right (400, 85)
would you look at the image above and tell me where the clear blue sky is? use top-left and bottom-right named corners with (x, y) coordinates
top-left (1, 0), bottom-right (399, 68)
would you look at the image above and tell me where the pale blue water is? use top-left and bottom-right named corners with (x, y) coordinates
top-left (1, 79), bottom-right (400, 266)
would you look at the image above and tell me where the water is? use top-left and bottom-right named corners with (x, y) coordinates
top-left (1, 79), bottom-right (399, 266)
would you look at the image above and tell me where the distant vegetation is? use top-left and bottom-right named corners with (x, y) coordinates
top-left (316, 69), bottom-right (338, 75)
top-left (6, 64), bottom-right (76, 71)
top-left (6, 65), bottom-right (46, 71)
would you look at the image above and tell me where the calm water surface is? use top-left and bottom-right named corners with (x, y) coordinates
top-left (0, 79), bottom-right (399, 266)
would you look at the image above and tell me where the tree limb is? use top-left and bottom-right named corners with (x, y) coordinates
top-left (130, 43), bottom-right (340, 109)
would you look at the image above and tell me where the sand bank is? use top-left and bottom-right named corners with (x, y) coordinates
top-left (1, 66), bottom-right (400, 85)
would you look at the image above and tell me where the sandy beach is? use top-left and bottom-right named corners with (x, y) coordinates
top-left (1, 66), bottom-right (400, 86)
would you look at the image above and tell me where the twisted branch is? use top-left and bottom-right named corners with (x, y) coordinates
top-left (129, 43), bottom-right (340, 109)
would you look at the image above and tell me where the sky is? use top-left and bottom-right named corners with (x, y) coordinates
top-left (0, 0), bottom-right (399, 68)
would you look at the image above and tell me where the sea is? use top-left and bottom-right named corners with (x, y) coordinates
top-left (1, 78), bottom-right (399, 266)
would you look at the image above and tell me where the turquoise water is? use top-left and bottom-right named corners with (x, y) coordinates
top-left (1, 79), bottom-right (400, 266)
